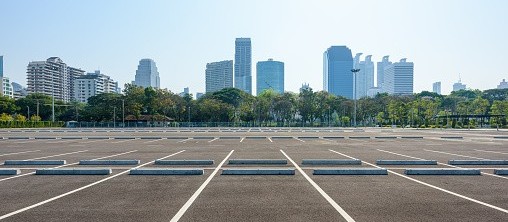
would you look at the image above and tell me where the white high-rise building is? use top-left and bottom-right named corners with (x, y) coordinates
top-left (74, 70), bottom-right (119, 103)
top-left (433, 81), bottom-right (441, 95)
top-left (26, 57), bottom-right (85, 102)
top-left (377, 55), bottom-right (392, 92)
top-left (206, 60), bottom-right (233, 93)
top-left (452, 79), bottom-right (466, 92)
top-left (353, 53), bottom-right (374, 99)
top-left (497, 79), bottom-right (508, 89)
top-left (2, 77), bottom-right (13, 98)
top-left (134, 59), bottom-right (160, 89)
top-left (382, 58), bottom-right (414, 95)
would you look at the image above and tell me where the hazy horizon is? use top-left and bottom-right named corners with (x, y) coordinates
top-left (1, 0), bottom-right (507, 96)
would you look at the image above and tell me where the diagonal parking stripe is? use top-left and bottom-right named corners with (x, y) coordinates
top-left (0, 150), bottom-right (185, 220)
top-left (0, 150), bottom-right (41, 157)
top-left (281, 150), bottom-right (355, 222)
top-left (26, 150), bottom-right (88, 161)
top-left (329, 149), bottom-right (508, 214)
top-left (170, 150), bottom-right (234, 222)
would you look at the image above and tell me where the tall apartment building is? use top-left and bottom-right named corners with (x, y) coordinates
top-left (0, 55), bottom-right (4, 96)
top-left (74, 70), bottom-right (119, 103)
top-left (377, 56), bottom-right (392, 92)
top-left (433, 81), bottom-right (441, 95)
top-left (353, 53), bottom-right (374, 99)
top-left (382, 58), bottom-right (414, 95)
top-left (256, 59), bottom-right (284, 95)
top-left (134, 58), bottom-right (160, 89)
top-left (26, 57), bottom-right (85, 102)
top-left (205, 60), bottom-right (233, 93)
top-left (2, 77), bottom-right (13, 98)
top-left (323, 46), bottom-right (354, 99)
top-left (234, 38), bottom-right (252, 94)
top-left (497, 79), bottom-right (508, 89)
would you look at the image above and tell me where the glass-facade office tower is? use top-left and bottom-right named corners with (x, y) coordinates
top-left (234, 38), bottom-right (252, 94)
top-left (377, 56), bottom-right (391, 92)
top-left (134, 58), bottom-right (160, 89)
top-left (383, 58), bottom-right (414, 95)
top-left (353, 53), bottom-right (374, 99)
top-left (205, 60), bottom-right (233, 93)
top-left (323, 46), bottom-right (353, 99)
top-left (0, 55), bottom-right (3, 78)
top-left (256, 59), bottom-right (284, 95)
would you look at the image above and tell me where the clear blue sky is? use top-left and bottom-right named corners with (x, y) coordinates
top-left (1, 0), bottom-right (507, 95)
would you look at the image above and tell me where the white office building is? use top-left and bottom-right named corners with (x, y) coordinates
top-left (2, 77), bottom-right (13, 98)
top-left (382, 58), bottom-right (414, 95)
top-left (353, 53), bottom-right (374, 99)
top-left (433, 81), bottom-right (441, 95)
top-left (452, 79), bottom-right (466, 92)
top-left (497, 79), bottom-right (508, 89)
top-left (205, 60), bottom-right (233, 93)
top-left (376, 55), bottom-right (392, 92)
top-left (74, 70), bottom-right (119, 103)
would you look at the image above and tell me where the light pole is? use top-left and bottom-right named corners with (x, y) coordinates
top-left (27, 106), bottom-right (30, 120)
top-left (351, 69), bottom-right (360, 127)
top-left (122, 99), bottom-right (125, 128)
top-left (188, 106), bottom-right (191, 127)
top-left (113, 107), bottom-right (116, 128)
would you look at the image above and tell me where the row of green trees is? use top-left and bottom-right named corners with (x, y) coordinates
top-left (1, 84), bottom-right (508, 128)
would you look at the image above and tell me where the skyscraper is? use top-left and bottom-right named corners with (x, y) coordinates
top-left (452, 79), bottom-right (466, 91)
top-left (134, 59), bottom-right (160, 88)
top-left (433, 81), bottom-right (441, 94)
top-left (0, 55), bottom-right (3, 78)
top-left (26, 57), bottom-right (85, 102)
top-left (256, 59), bottom-right (284, 95)
top-left (323, 46), bottom-right (353, 99)
top-left (377, 56), bottom-right (392, 92)
top-left (205, 60), bottom-right (233, 93)
top-left (234, 38), bottom-right (252, 94)
top-left (383, 58), bottom-right (414, 95)
top-left (353, 53), bottom-right (374, 99)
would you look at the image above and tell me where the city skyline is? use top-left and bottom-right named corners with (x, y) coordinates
top-left (1, 0), bottom-right (507, 95)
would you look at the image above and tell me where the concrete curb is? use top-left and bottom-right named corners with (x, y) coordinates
top-left (129, 168), bottom-right (204, 175)
top-left (302, 159), bottom-right (361, 165)
top-left (376, 160), bottom-right (437, 165)
top-left (404, 168), bottom-right (481, 175)
top-left (313, 168), bottom-right (388, 175)
top-left (4, 160), bottom-right (66, 165)
top-left (228, 159), bottom-right (287, 165)
top-left (222, 169), bottom-right (295, 175)
top-left (449, 160), bottom-right (508, 165)
top-left (0, 169), bottom-right (20, 175)
top-left (36, 168), bottom-right (112, 175)
top-left (154, 160), bottom-right (214, 165)
top-left (79, 160), bottom-right (140, 165)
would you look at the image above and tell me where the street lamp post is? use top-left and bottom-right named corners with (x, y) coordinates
top-left (188, 106), bottom-right (191, 127)
top-left (122, 99), bottom-right (125, 128)
top-left (351, 69), bottom-right (361, 127)
top-left (113, 107), bottom-right (116, 128)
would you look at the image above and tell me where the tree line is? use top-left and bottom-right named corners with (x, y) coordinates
top-left (1, 84), bottom-right (508, 128)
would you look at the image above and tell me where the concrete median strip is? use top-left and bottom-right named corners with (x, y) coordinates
top-left (79, 160), bottom-right (140, 165)
top-left (302, 159), bottom-right (361, 165)
top-left (4, 160), bottom-right (66, 165)
top-left (494, 169), bottom-right (508, 175)
top-left (0, 169), bottom-right (20, 175)
top-left (155, 160), bottom-right (214, 165)
top-left (449, 160), bottom-right (508, 165)
top-left (221, 168), bottom-right (295, 175)
top-left (130, 168), bottom-right (204, 175)
top-left (376, 160), bottom-right (437, 165)
top-left (35, 168), bottom-right (112, 175)
top-left (228, 159), bottom-right (287, 165)
top-left (404, 168), bottom-right (481, 175)
top-left (313, 168), bottom-right (388, 175)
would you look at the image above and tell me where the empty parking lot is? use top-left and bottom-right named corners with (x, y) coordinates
top-left (0, 128), bottom-right (507, 221)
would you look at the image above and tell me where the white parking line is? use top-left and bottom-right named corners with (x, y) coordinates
top-left (281, 150), bottom-right (355, 222)
top-left (293, 137), bottom-right (305, 142)
top-left (143, 138), bottom-right (165, 144)
top-left (474, 149), bottom-right (508, 155)
top-left (111, 139), bottom-right (136, 144)
top-left (177, 138), bottom-right (192, 143)
top-left (330, 149), bottom-right (508, 214)
top-left (268, 137), bottom-right (273, 143)
top-left (0, 150), bottom-right (138, 182)
top-left (240, 137), bottom-right (245, 143)
top-left (0, 150), bottom-right (184, 220)
top-left (424, 149), bottom-right (485, 160)
top-left (23, 150), bottom-right (88, 161)
top-left (0, 150), bottom-right (41, 157)
top-left (170, 150), bottom-right (234, 222)
top-left (207, 138), bottom-right (219, 143)
top-left (79, 139), bottom-right (111, 144)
